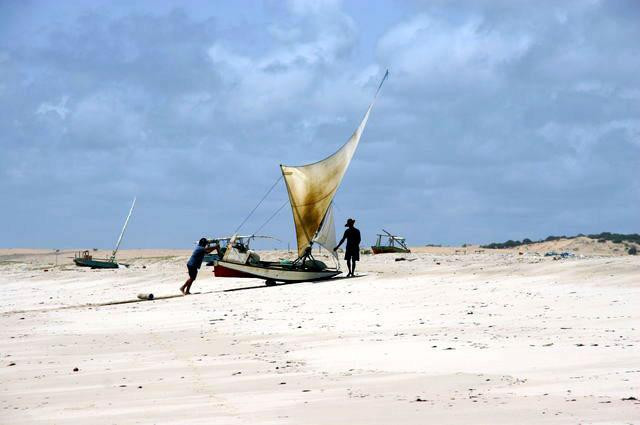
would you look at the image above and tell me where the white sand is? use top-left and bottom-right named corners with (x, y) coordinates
top-left (1, 242), bottom-right (639, 424)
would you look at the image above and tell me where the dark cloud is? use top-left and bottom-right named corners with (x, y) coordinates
top-left (0, 0), bottom-right (638, 249)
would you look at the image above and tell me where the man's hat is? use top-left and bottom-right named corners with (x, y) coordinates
top-left (345, 218), bottom-right (355, 227)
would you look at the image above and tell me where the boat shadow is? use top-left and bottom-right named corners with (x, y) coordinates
top-left (220, 274), bottom-right (364, 292)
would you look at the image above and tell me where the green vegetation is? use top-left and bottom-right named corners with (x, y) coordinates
top-left (481, 232), bottom-right (640, 249)
top-left (481, 240), bottom-right (525, 249)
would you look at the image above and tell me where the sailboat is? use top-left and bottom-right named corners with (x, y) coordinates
top-left (214, 71), bottom-right (388, 285)
top-left (74, 197), bottom-right (136, 269)
top-left (371, 229), bottom-right (411, 254)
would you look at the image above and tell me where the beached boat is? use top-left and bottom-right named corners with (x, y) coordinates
top-left (214, 232), bottom-right (340, 284)
top-left (371, 229), bottom-right (411, 254)
top-left (73, 250), bottom-right (120, 268)
top-left (214, 71), bottom-right (388, 285)
top-left (74, 198), bottom-right (136, 269)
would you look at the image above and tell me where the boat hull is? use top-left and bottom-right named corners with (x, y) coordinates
top-left (214, 260), bottom-right (340, 283)
top-left (371, 246), bottom-right (411, 254)
top-left (74, 258), bottom-right (120, 269)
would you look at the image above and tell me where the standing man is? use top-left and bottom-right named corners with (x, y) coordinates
top-left (181, 238), bottom-right (220, 295)
top-left (334, 218), bottom-right (361, 277)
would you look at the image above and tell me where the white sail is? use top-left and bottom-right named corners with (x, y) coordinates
top-left (313, 205), bottom-right (338, 260)
top-left (281, 70), bottom-right (388, 256)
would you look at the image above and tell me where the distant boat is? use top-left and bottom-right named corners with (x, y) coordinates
top-left (74, 197), bottom-right (136, 269)
top-left (73, 250), bottom-right (120, 269)
top-left (371, 229), bottom-right (410, 254)
top-left (214, 71), bottom-right (389, 285)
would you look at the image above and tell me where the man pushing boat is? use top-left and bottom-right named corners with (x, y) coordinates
top-left (181, 238), bottom-right (220, 295)
top-left (334, 218), bottom-right (361, 277)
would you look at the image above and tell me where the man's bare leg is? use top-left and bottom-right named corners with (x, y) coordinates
top-left (185, 279), bottom-right (195, 295)
top-left (180, 278), bottom-right (193, 295)
top-left (346, 260), bottom-right (352, 277)
top-left (350, 259), bottom-right (357, 277)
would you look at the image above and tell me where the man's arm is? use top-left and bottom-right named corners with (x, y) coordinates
top-left (334, 231), bottom-right (347, 251)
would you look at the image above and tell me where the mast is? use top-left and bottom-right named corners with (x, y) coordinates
top-left (110, 197), bottom-right (136, 262)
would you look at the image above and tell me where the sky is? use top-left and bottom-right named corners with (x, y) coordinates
top-left (1, 0), bottom-right (638, 249)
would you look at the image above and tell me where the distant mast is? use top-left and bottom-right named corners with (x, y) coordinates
top-left (110, 197), bottom-right (136, 261)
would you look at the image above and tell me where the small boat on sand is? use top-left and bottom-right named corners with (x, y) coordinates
top-left (73, 250), bottom-right (120, 269)
top-left (371, 229), bottom-right (410, 254)
top-left (74, 198), bottom-right (136, 269)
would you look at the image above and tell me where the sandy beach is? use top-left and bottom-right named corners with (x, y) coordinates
top-left (1, 240), bottom-right (639, 424)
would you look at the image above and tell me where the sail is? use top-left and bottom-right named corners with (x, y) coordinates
top-left (313, 205), bottom-right (338, 260)
top-left (281, 70), bottom-right (388, 256)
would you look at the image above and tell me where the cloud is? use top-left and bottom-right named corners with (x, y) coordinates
top-left (36, 95), bottom-right (70, 119)
top-left (378, 13), bottom-right (531, 90)
top-left (0, 0), bottom-right (638, 248)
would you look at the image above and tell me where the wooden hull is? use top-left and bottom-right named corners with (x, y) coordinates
top-left (213, 263), bottom-right (257, 278)
top-left (74, 258), bottom-right (120, 269)
top-left (214, 260), bottom-right (340, 283)
top-left (371, 246), bottom-right (411, 254)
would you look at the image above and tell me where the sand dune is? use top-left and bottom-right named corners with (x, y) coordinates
top-left (1, 244), bottom-right (639, 424)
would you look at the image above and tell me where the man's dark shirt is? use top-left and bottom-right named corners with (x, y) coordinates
top-left (187, 245), bottom-right (207, 269)
top-left (342, 227), bottom-right (361, 252)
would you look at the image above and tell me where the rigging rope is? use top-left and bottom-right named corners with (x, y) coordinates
top-left (233, 175), bottom-right (283, 235)
top-left (253, 199), bottom-right (289, 236)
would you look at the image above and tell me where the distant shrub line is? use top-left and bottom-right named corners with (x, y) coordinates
top-left (480, 232), bottom-right (640, 249)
